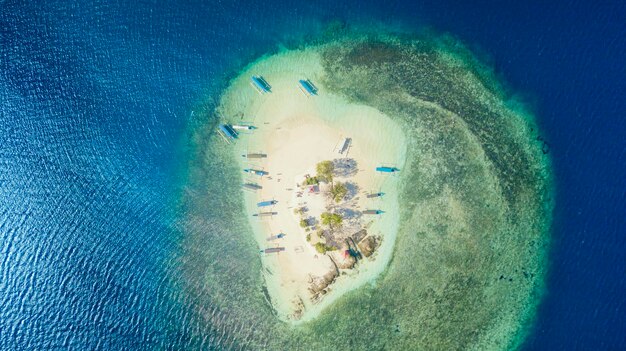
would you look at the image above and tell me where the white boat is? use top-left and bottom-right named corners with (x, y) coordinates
top-left (232, 124), bottom-right (255, 131)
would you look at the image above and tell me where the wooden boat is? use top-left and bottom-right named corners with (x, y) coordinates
top-left (339, 137), bottom-right (352, 154)
top-left (242, 183), bottom-right (262, 190)
top-left (242, 153), bottom-right (267, 159)
top-left (218, 124), bottom-right (237, 142)
top-left (261, 247), bottom-right (285, 254)
top-left (362, 210), bottom-right (384, 215)
top-left (366, 192), bottom-right (384, 198)
top-left (244, 168), bottom-right (268, 176)
top-left (267, 233), bottom-right (286, 241)
top-left (257, 200), bottom-right (277, 207)
top-left (253, 212), bottom-right (277, 217)
top-left (250, 76), bottom-right (271, 94)
top-left (298, 79), bottom-right (318, 96)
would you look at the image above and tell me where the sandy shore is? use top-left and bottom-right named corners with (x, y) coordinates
top-left (219, 49), bottom-right (407, 322)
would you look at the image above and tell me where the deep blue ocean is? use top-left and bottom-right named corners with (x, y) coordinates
top-left (1, 0), bottom-right (624, 350)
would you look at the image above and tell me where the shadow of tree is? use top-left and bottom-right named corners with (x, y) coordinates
top-left (344, 181), bottom-right (359, 201)
top-left (336, 207), bottom-right (360, 220)
top-left (307, 216), bottom-right (318, 227)
top-left (333, 158), bottom-right (358, 177)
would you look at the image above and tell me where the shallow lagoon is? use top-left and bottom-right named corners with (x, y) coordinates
top-left (183, 32), bottom-right (552, 350)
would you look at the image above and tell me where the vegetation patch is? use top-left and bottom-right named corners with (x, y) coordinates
top-left (315, 242), bottom-right (338, 254)
top-left (316, 160), bottom-right (334, 183)
top-left (320, 212), bottom-right (343, 229)
top-left (330, 182), bottom-right (348, 203)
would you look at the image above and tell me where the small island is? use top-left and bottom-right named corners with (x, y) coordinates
top-left (201, 31), bottom-right (553, 349)
top-left (218, 48), bottom-right (407, 321)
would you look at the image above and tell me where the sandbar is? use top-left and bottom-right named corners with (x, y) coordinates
top-left (219, 49), bottom-right (407, 322)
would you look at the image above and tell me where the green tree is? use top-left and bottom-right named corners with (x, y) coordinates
top-left (299, 218), bottom-right (309, 228)
top-left (314, 242), bottom-right (337, 254)
top-left (304, 176), bottom-right (319, 185)
top-left (330, 182), bottom-right (348, 203)
top-left (320, 212), bottom-right (343, 230)
top-left (316, 160), bottom-right (334, 183)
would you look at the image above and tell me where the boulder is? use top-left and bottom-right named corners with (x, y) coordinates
top-left (358, 236), bottom-right (379, 258)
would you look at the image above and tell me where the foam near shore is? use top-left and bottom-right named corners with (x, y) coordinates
top-left (219, 48), bottom-right (407, 322)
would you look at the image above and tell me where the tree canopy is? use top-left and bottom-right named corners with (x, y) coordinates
top-left (316, 160), bottom-right (334, 183)
top-left (330, 182), bottom-right (348, 203)
top-left (320, 212), bottom-right (342, 228)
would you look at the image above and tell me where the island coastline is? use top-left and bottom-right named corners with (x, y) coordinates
top-left (219, 48), bottom-right (407, 322)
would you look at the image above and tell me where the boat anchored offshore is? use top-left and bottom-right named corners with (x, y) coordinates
top-left (244, 168), bottom-right (268, 176)
top-left (257, 199), bottom-right (277, 207)
top-left (251, 75), bottom-right (271, 94)
top-left (375, 166), bottom-right (399, 173)
top-left (298, 79), bottom-right (318, 96)
top-left (366, 192), bottom-right (384, 198)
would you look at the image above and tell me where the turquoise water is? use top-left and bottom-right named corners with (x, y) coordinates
top-left (180, 33), bottom-right (552, 349)
top-left (3, 0), bottom-right (623, 350)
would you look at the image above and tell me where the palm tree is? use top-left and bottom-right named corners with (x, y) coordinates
top-left (320, 212), bottom-right (342, 232)
top-left (316, 160), bottom-right (334, 186)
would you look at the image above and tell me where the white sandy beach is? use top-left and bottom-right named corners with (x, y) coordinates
top-left (219, 48), bottom-right (407, 322)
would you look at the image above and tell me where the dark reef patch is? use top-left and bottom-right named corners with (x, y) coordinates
top-left (316, 36), bottom-right (552, 349)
